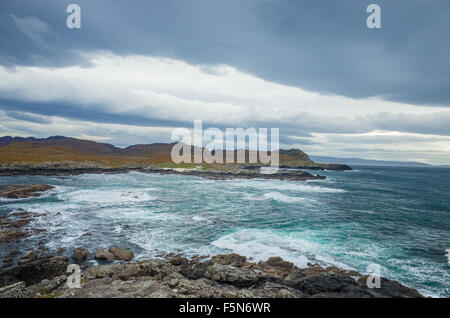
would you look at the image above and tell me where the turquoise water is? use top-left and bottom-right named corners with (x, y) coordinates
top-left (0, 166), bottom-right (449, 297)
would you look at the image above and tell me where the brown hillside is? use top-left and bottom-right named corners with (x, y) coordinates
top-left (0, 136), bottom-right (321, 168)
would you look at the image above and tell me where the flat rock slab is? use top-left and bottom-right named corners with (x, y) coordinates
top-left (0, 184), bottom-right (54, 199)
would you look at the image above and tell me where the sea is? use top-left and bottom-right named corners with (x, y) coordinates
top-left (0, 165), bottom-right (449, 297)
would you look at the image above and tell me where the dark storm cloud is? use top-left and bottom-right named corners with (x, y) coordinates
top-left (0, 0), bottom-right (449, 106)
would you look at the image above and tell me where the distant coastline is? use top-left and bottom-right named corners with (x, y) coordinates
top-left (0, 135), bottom-right (352, 174)
top-left (310, 155), bottom-right (433, 167)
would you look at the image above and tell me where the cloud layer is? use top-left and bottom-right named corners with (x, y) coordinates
top-left (1, 1), bottom-right (449, 164)
top-left (0, 53), bottom-right (449, 164)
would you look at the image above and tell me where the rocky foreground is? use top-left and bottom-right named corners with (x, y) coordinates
top-left (0, 207), bottom-right (424, 299)
top-left (0, 249), bottom-right (423, 298)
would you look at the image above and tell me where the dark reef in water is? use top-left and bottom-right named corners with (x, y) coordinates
top-left (0, 184), bottom-right (54, 199)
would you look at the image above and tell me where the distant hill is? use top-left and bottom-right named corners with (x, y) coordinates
top-left (0, 135), bottom-right (349, 169)
top-left (0, 136), bottom-right (120, 155)
top-left (310, 155), bottom-right (431, 167)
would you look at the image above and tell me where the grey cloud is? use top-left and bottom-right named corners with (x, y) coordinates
top-left (364, 112), bottom-right (450, 136)
top-left (9, 14), bottom-right (59, 49)
top-left (0, 0), bottom-right (449, 106)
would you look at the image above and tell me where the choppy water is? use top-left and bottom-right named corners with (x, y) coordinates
top-left (0, 166), bottom-right (449, 297)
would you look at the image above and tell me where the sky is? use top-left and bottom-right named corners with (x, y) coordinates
top-left (0, 0), bottom-right (449, 164)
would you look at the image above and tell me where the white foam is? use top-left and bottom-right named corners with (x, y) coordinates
top-left (211, 228), bottom-right (333, 268)
top-left (58, 188), bottom-right (157, 205)
top-left (192, 215), bottom-right (208, 222)
top-left (223, 179), bottom-right (345, 193)
top-left (263, 192), bottom-right (309, 203)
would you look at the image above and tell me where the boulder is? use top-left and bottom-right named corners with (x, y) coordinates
top-left (71, 247), bottom-right (90, 261)
top-left (108, 247), bottom-right (134, 261)
top-left (94, 249), bottom-right (115, 261)
top-left (167, 255), bottom-right (188, 266)
top-left (210, 253), bottom-right (247, 267)
top-left (257, 256), bottom-right (295, 279)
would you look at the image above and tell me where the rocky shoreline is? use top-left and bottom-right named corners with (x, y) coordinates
top-left (0, 208), bottom-right (424, 298)
top-left (0, 247), bottom-right (423, 298)
top-left (0, 167), bottom-right (327, 181)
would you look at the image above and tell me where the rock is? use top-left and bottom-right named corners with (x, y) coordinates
top-left (0, 184), bottom-right (54, 199)
top-left (0, 212), bottom-right (48, 243)
top-left (257, 281), bottom-right (305, 298)
top-left (4, 256), bottom-right (69, 286)
top-left (257, 256), bottom-right (295, 279)
top-left (289, 264), bottom-right (326, 279)
top-left (0, 281), bottom-right (29, 298)
top-left (211, 253), bottom-right (247, 267)
top-left (0, 229), bottom-right (30, 243)
top-left (167, 255), bottom-right (188, 266)
top-left (180, 261), bottom-right (212, 279)
top-left (0, 252), bottom-right (425, 298)
top-left (167, 279), bottom-right (180, 288)
top-left (204, 263), bottom-right (264, 287)
top-left (298, 274), bottom-right (358, 295)
top-left (94, 248), bottom-right (115, 261)
top-left (357, 276), bottom-right (423, 298)
top-left (71, 247), bottom-right (90, 261)
top-left (19, 250), bottom-right (37, 264)
top-left (117, 264), bottom-right (147, 280)
top-left (108, 247), bottom-right (134, 261)
top-left (325, 266), bottom-right (360, 277)
top-left (86, 264), bottom-right (122, 279)
top-left (27, 275), bottom-right (67, 296)
top-left (56, 248), bottom-right (65, 255)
